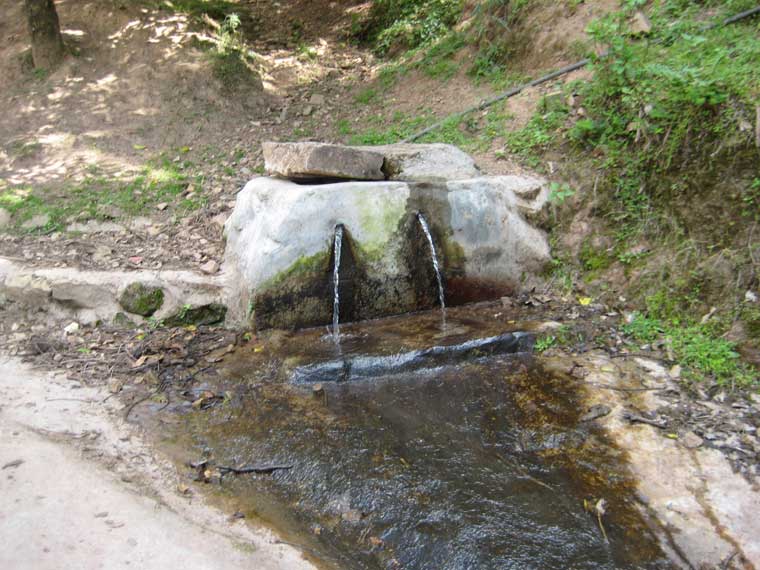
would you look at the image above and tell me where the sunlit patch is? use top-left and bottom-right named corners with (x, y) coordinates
top-left (0, 187), bottom-right (32, 207)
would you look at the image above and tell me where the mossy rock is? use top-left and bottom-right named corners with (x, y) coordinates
top-left (119, 283), bottom-right (164, 317)
top-left (164, 303), bottom-right (227, 327)
top-left (112, 312), bottom-right (137, 327)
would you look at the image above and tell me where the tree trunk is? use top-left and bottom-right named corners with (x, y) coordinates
top-left (24, 0), bottom-right (64, 70)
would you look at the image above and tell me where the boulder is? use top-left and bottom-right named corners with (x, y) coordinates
top-left (359, 143), bottom-right (480, 182)
top-left (263, 142), bottom-right (385, 181)
top-left (119, 283), bottom-right (165, 316)
top-left (2, 273), bottom-right (52, 306)
top-left (223, 173), bottom-right (550, 329)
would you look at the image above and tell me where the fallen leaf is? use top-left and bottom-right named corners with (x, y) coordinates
top-left (206, 344), bottom-right (235, 363)
top-left (133, 144), bottom-right (146, 150)
top-left (578, 296), bottom-right (592, 306)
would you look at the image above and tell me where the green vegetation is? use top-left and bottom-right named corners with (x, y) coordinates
top-left (479, 0), bottom-right (760, 389)
top-left (208, 13), bottom-right (260, 91)
top-left (623, 308), bottom-right (757, 389)
top-left (155, 0), bottom-right (240, 22)
top-left (467, 0), bottom-right (534, 83)
top-left (0, 158), bottom-right (202, 233)
top-left (347, 100), bottom-right (515, 151)
top-left (535, 324), bottom-right (577, 353)
top-left (535, 335), bottom-right (557, 353)
top-left (505, 106), bottom-right (568, 166)
top-left (355, 0), bottom-right (464, 55)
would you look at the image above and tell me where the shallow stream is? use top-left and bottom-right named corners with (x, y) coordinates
top-left (152, 305), bottom-right (675, 569)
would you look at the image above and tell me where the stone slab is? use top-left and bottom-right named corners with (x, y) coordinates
top-left (263, 142), bottom-right (385, 181)
top-left (358, 143), bottom-right (480, 182)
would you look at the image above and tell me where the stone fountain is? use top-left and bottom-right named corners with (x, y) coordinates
top-left (223, 142), bottom-right (551, 329)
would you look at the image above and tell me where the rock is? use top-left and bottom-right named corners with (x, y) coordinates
top-left (156, 203), bottom-right (169, 211)
top-left (112, 312), bottom-right (136, 327)
top-left (629, 10), bottom-right (652, 35)
top-left (64, 322), bottom-right (80, 334)
top-left (0, 208), bottom-right (11, 229)
top-left (108, 378), bottom-right (124, 394)
top-left (309, 93), bottom-right (326, 106)
top-left (129, 217), bottom-right (153, 230)
top-left (580, 404), bottom-right (611, 422)
top-left (262, 142), bottom-right (384, 181)
top-left (21, 214), bottom-right (50, 230)
top-left (96, 204), bottom-right (124, 219)
top-left (224, 175), bottom-right (551, 328)
top-left (164, 303), bottom-right (227, 327)
top-left (2, 273), bottom-right (52, 306)
top-left (119, 283), bottom-right (165, 317)
top-left (357, 143), bottom-right (479, 182)
top-left (746, 290), bottom-right (758, 303)
top-left (681, 431), bottom-right (704, 449)
top-left (200, 260), bottom-right (219, 275)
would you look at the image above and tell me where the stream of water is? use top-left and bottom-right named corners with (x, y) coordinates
top-left (417, 212), bottom-right (446, 310)
top-left (332, 224), bottom-right (344, 339)
top-left (151, 305), bottom-right (673, 570)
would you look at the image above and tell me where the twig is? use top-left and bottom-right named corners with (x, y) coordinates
top-left (124, 388), bottom-right (160, 420)
top-left (622, 411), bottom-right (668, 428)
top-left (218, 464), bottom-right (293, 476)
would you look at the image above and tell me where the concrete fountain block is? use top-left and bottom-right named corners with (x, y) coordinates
top-left (263, 142), bottom-right (385, 181)
top-left (223, 173), bottom-right (551, 329)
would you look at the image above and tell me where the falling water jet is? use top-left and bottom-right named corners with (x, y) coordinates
top-left (332, 224), bottom-right (344, 339)
top-left (416, 212), bottom-right (445, 310)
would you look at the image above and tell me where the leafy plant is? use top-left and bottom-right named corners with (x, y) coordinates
top-left (356, 0), bottom-right (464, 55)
top-left (548, 182), bottom-right (575, 205)
top-left (535, 335), bottom-right (557, 353)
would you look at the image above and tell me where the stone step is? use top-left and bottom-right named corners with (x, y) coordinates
top-left (0, 257), bottom-right (228, 326)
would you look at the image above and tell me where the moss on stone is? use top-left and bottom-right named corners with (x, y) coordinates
top-left (113, 312), bottom-right (136, 327)
top-left (356, 192), bottom-right (406, 258)
top-left (442, 238), bottom-right (466, 272)
top-left (119, 283), bottom-right (164, 316)
top-left (164, 303), bottom-right (227, 327)
top-left (260, 251), bottom-right (329, 292)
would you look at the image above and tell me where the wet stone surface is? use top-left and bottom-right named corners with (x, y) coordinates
top-left (145, 308), bottom-right (674, 570)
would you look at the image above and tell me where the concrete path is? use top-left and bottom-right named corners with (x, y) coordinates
top-left (0, 358), bottom-right (316, 570)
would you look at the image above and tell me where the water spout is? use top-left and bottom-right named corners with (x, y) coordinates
top-left (332, 224), bottom-right (344, 338)
top-left (417, 212), bottom-right (445, 309)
